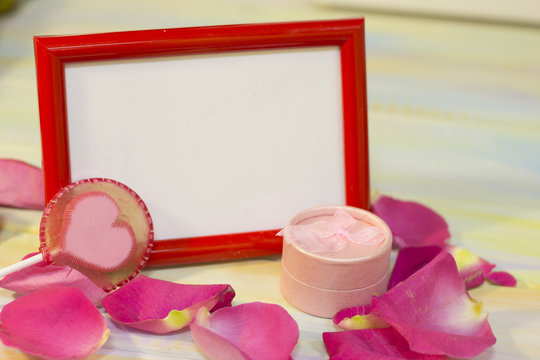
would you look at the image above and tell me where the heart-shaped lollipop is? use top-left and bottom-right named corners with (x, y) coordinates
top-left (0, 178), bottom-right (154, 292)
top-left (58, 191), bottom-right (137, 272)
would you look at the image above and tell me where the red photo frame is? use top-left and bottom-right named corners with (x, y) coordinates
top-left (34, 19), bottom-right (369, 266)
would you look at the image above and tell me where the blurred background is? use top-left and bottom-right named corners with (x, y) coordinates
top-left (1, 0), bottom-right (539, 277)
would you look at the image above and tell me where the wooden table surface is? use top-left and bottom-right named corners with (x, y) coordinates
top-left (1, 1), bottom-right (539, 359)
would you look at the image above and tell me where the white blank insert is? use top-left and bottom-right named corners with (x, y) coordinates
top-left (64, 46), bottom-right (345, 239)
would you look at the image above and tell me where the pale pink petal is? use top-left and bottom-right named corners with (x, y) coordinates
top-left (333, 305), bottom-right (389, 330)
top-left (191, 302), bottom-right (299, 360)
top-left (485, 271), bottom-right (517, 287)
top-left (444, 245), bottom-right (516, 288)
top-left (0, 253), bottom-right (107, 305)
top-left (371, 195), bottom-right (450, 248)
top-left (0, 159), bottom-right (44, 210)
top-left (323, 328), bottom-right (446, 360)
top-left (0, 287), bottom-right (109, 360)
top-left (388, 246), bottom-right (443, 289)
top-left (102, 275), bottom-right (235, 334)
top-left (372, 252), bottom-right (496, 358)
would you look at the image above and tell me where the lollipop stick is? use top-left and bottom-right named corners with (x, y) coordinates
top-left (0, 253), bottom-right (43, 279)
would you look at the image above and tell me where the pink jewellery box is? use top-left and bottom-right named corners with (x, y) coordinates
top-left (280, 205), bottom-right (392, 318)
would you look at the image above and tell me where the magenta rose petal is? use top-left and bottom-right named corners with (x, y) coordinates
top-left (463, 270), bottom-right (487, 289)
top-left (101, 275), bottom-right (235, 334)
top-left (0, 287), bottom-right (109, 360)
top-left (371, 195), bottom-right (450, 248)
top-left (372, 252), bottom-right (496, 358)
top-left (323, 327), bottom-right (446, 360)
top-left (333, 305), bottom-right (389, 330)
top-left (191, 302), bottom-right (299, 360)
top-left (444, 245), bottom-right (495, 289)
top-left (0, 253), bottom-right (107, 305)
top-left (388, 246), bottom-right (443, 289)
top-left (333, 304), bottom-right (372, 324)
top-left (0, 159), bottom-right (45, 210)
top-left (485, 271), bottom-right (517, 287)
top-left (444, 245), bottom-right (517, 289)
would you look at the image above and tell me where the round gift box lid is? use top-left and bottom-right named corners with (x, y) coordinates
top-left (281, 205), bottom-right (392, 291)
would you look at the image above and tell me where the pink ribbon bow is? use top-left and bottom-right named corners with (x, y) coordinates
top-left (277, 209), bottom-right (383, 254)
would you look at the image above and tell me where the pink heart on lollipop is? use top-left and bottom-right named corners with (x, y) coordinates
top-left (58, 192), bottom-right (136, 272)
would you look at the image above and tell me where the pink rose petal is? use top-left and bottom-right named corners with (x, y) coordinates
top-left (0, 286), bottom-right (109, 360)
top-left (191, 302), bottom-right (299, 360)
top-left (0, 159), bottom-right (44, 210)
top-left (371, 195), bottom-right (450, 248)
top-left (102, 275), bottom-right (235, 334)
top-left (334, 304), bottom-right (372, 324)
top-left (333, 305), bottom-right (389, 330)
top-left (0, 253), bottom-right (107, 305)
top-left (485, 271), bottom-right (517, 287)
top-left (444, 245), bottom-right (494, 289)
top-left (389, 246), bottom-right (516, 290)
top-left (445, 245), bottom-right (516, 289)
top-left (323, 327), bottom-right (446, 360)
top-left (463, 272), bottom-right (486, 289)
top-left (388, 246), bottom-right (443, 289)
top-left (372, 252), bottom-right (496, 358)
